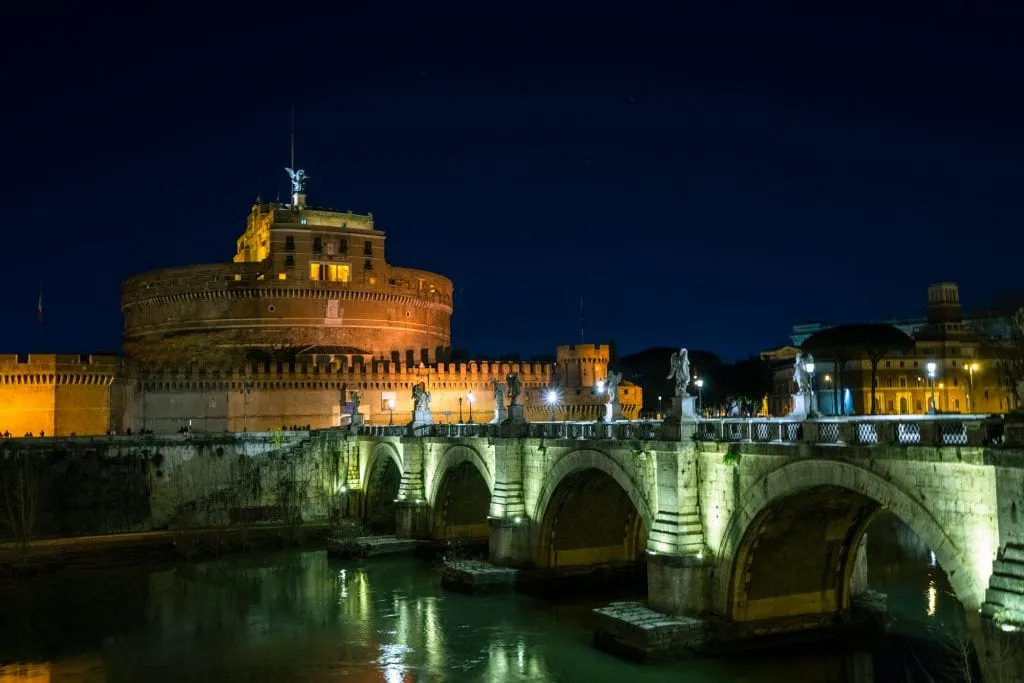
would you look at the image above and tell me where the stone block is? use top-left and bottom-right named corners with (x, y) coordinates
top-left (592, 601), bottom-right (707, 663)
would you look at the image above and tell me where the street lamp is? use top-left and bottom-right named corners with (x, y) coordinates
top-left (694, 378), bottom-right (704, 415)
top-left (804, 360), bottom-right (816, 416)
top-left (967, 362), bottom-right (979, 413)
top-left (657, 395), bottom-right (662, 417)
top-left (926, 362), bottom-right (937, 415)
top-left (458, 397), bottom-right (464, 424)
top-left (387, 397), bottom-right (396, 426)
top-left (467, 390), bottom-right (475, 424)
top-left (545, 389), bottom-right (559, 422)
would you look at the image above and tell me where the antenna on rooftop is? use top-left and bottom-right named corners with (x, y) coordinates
top-left (290, 105), bottom-right (295, 171)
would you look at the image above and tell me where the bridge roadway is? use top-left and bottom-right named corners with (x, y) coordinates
top-left (347, 414), bottom-right (1024, 643)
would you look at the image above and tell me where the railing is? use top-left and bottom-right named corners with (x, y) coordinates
top-left (358, 414), bottom-right (1007, 447)
top-left (695, 415), bottom-right (1000, 448)
top-left (358, 420), bottom-right (664, 441)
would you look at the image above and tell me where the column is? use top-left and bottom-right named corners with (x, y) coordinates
top-left (647, 440), bottom-right (711, 616)
top-left (488, 440), bottom-right (531, 566)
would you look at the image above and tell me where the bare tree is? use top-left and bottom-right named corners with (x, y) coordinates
top-left (977, 309), bottom-right (1024, 411)
top-left (0, 450), bottom-right (41, 568)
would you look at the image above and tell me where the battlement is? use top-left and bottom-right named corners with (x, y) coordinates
top-left (136, 358), bottom-right (554, 385)
top-left (557, 343), bottom-right (610, 361)
top-left (0, 354), bottom-right (122, 370)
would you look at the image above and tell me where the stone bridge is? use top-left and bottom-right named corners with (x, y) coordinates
top-left (337, 414), bottom-right (1024, 642)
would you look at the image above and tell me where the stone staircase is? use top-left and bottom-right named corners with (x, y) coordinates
top-left (982, 543), bottom-right (1024, 625)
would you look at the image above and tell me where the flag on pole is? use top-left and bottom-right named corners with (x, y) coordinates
top-left (37, 282), bottom-right (43, 322)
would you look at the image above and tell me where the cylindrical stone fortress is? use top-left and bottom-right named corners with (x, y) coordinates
top-left (121, 197), bottom-right (453, 365)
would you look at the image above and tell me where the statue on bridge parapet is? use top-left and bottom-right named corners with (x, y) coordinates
top-left (348, 391), bottom-right (364, 429)
top-left (506, 372), bottom-right (522, 406)
top-left (665, 348), bottom-right (697, 421)
top-left (789, 352), bottom-right (815, 418)
top-left (605, 371), bottom-right (623, 421)
top-left (491, 380), bottom-right (508, 424)
top-left (667, 348), bottom-right (691, 398)
top-left (503, 372), bottom-right (527, 425)
top-left (411, 382), bottom-right (432, 427)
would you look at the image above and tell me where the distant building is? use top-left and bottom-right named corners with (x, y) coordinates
top-left (764, 283), bottom-right (1019, 417)
top-left (0, 177), bottom-right (640, 436)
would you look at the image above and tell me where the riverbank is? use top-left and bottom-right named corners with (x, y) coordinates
top-left (0, 524), bottom-right (333, 580)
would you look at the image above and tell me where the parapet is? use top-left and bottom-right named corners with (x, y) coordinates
top-left (135, 358), bottom-right (554, 387)
top-left (556, 343), bottom-right (611, 362)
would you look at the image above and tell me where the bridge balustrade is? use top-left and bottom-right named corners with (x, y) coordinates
top-left (356, 420), bottom-right (663, 441)
top-left (697, 415), bottom-right (993, 447)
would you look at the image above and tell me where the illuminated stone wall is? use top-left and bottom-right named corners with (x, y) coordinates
top-left (0, 355), bottom-right (127, 437)
top-left (346, 431), bottom-right (1013, 629)
top-left (121, 262), bottom-right (453, 366)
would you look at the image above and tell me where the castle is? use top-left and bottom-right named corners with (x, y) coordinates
top-left (1, 174), bottom-right (640, 435)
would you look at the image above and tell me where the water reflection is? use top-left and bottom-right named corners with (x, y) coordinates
top-left (0, 518), bottom-right (984, 682)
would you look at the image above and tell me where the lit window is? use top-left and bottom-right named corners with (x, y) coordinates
top-left (309, 262), bottom-right (350, 282)
top-left (234, 274), bottom-right (242, 281)
top-left (278, 273), bottom-right (287, 280)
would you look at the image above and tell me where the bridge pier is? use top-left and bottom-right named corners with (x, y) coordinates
top-left (488, 517), bottom-right (532, 567)
top-left (395, 500), bottom-right (430, 539)
top-left (647, 553), bottom-right (712, 616)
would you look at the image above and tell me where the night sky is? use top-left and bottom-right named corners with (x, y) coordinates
top-left (2, 4), bottom-right (1022, 361)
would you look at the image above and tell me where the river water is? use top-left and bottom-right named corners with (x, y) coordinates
top-left (0, 516), bottom-right (973, 682)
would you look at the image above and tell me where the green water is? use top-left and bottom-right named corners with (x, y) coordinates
top-left (0, 528), bottom-right (969, 682)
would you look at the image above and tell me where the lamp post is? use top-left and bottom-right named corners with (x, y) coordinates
top-left (967, 362), bottom-right (978, 413)
top-left (804, 360), bottom-right (816, 416)
top-left (596, 379), bottom-right (607, 421)
top-left (926, 362), bottom-right (937, 415)
top-left (388, 397), bottom-right (395, 426)
top-left (458, 397), bottom-right (464, 424)
top-left (694, 379), bottom-right (704, 416)
top-left (467, 391), bottom-right (475, 424)
top-left (545, 389), bottom-right (559, 422)
top-left (657, 395), bottom-right (662, 417)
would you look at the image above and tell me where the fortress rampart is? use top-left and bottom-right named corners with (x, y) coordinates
top-left (121, 262), bottom-right (453, 365)
top-left (0, 355), bottom-right (131, 437)
top-left (0, 354), bottom-right (641, 436)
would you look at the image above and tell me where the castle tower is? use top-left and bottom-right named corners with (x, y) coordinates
top-left (121, 174), bottom-right (453, 365)
top-left (556, 343), bottom-right (610, 388)
top-left (926, 282), bottom-right (963, 325)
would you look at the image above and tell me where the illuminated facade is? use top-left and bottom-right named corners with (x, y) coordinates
top-left (765, 283), bottom-right (1020, 416)
top-left (0, 178), bottom-right (641, 435)
top-left (122, 193), bottom-right (453, 366)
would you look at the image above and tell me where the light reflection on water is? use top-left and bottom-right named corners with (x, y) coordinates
top-left (0, 517), bottom-right (974, 682)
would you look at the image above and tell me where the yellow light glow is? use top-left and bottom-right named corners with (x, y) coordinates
top-left (277, 273), bottom-right (287, 280)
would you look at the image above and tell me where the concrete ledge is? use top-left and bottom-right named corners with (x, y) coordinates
top-left (326, 535), bottom-right (419, 560)
top-left (441, 560), bottom-right (518, 594)
top-left (592, 601), bottom-right (707, 663)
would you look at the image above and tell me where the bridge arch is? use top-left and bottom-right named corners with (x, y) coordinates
top-left (363, 442), bottom-right (403, 533)
top-left (533, 449), bottom-right (653, 568)
top-left (712, 459), bottom-right (987, 623)
top-left (428, 445), bottom-right (494, 541)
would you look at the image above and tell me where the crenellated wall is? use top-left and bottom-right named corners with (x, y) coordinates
top-left (0, 351), bottom-right (643, 435)
top-left (0, 355), bottom-right (130, 437)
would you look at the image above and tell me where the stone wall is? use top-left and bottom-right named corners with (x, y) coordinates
top-left (0, 354), bottom-right (123, 437)
top-left (0, 432), bottom-right (341, 541)
top-left (120, 262), bottom-right (453, 365)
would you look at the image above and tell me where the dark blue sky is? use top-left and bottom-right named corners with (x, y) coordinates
top-left (2, 4), bottom-right (1022, 360)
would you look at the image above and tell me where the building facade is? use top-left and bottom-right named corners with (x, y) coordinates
top-left (765, 283), bottom-right (1020, 417)
top-left (0, 177), bottom-right (640, 436)
top-left (122, 193), bottom-right (453, 366)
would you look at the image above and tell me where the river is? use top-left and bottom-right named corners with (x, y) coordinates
top-left (0, 515), bottom-right (974, 682)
